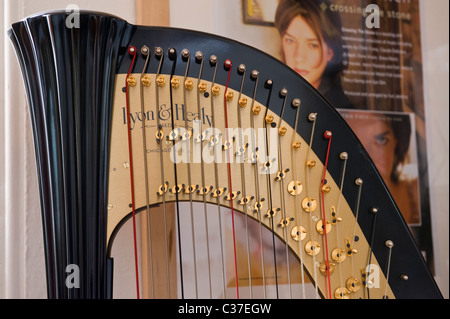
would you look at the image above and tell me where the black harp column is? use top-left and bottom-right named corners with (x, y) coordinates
top-left (8, 11), bottom-right (133, 299)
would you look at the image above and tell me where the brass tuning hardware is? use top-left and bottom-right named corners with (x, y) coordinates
top-left (278, 217), bottom-right (294, 228)
top-left (302, 197), bottom-right (317, 212)
top-left (274, 168), bottom-right (289, 181)
top-left (252, 104), bottom-right (261, 115)
top-left (319, 261), bottom-right (335, 276)
top-left (239, 97), bottom-right (248, 108)
top-left (185, 79), bottom-right (194, 90)
top-left (198, 82), bottom-right (207, 93)
top-left (291, 226), bottom-right (307, 241)
top-left (346, 277), bottom-right (361, 293)
top-left (305, 240), bottom-right (321, 256)
top-left (335, 287), bottom-right (350, 299)
top-left (345, 238), bottom-right (358, 256)
top-left (127, 76), bottom-right (137, 87)
top-left (141, 75), bottom-right (151, 87)
top-left (211, 84), bottom-right (220, 96)
top-left (156, 75), bottom-right (165, 87)
top-left (287, 180), bottom-right (302, 196)
top-left (156, 182), bottom-right (169, 196)
top-left (264, 208), bottom-right (280, 218)
top-left (331, 248), bottom-right (347, 263)
top-left (316, 219), bottom-right (332, 235)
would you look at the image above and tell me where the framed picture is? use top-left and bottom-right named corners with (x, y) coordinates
top-left (242, 0), bottom-right (277, 26)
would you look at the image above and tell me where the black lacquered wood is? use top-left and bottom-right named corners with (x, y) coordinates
top-left (9, 11), bottom-right (132, 298)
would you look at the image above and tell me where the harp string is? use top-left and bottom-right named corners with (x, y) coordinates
top-left (208, 55), bottom-right (227, 298)
top-left (290, 100), bottom-right (306, 299)
top-left (138, 45), bottom-right (155, 299)
top-left (335, 153), bottom-right (349, 297)
top-left (320, 131), bottom-right (333, 299)
top-left (181, 49), bottom-right (199, 298)
top-left (193, 51), bottom-right (213, 299)
top-left (348, 178), bottom-right (363, 299)
top-left (168, 48), bottom-right (185, 299)
top-left (222, 59), bottom-right (240, 299)
top-left (383, 240), bottom-right (394, 299)
top-left (248, 72), bottom-right (267, 299)
top-left (275, 89), bottom-right (292, 298)
top-left (124, 46), bottom-right (140, 299)
top-left (366, 205), bottom-right (379, 299)
top-left (154, 47), bottom-right (172, 298)
top-left (235, 65), bottom-right (253, 298)
top-left (305, 112), bottom-right (320, 299)
top-left (261, 81), bottom-right (279, 299)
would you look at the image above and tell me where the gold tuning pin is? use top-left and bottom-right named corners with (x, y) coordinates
top-left (237, 195), bottom-right (254, 205)
top-left (345, 238), bottom-right (358, 256)
top-left (291, 226), bottom-right (307, 242)
top-left (305, 240), bottom-right (321, 256)
top-left (211, 188), bottom-right (226, 198)
top-left (141, 75), bottom-right (151, 87)
top-left (184, 185), bottom-right (198, 194)
top-left (171, 77), bottom-right (180, 88)
top-left (307, 160), bottom-right (316, 168)
top-left (331, 248), bottom-right (346, 263)
top-left (156, 182), bottom-right (169, 196)
top-left (265, 114), bottom-right (274, 124)
top-left (316, 219), bottom-right (332, 235)
top-left (198, 186), bottom-right (213, 196)
top-left (127, 76), bottom-right (137, 87)
top-left (169, 184), bottom-right (183, 194)
top-left (198, 82), bottom-right (207, 93)
top-left (185, 79), bottom-right (194, 90)
top-left (278, 217), bottom-right (294, 228)
top-left (274, 168), bottom-right (289, 181)
top-left (225, 191), bottom-right (240, 201)
top-left (319, 261), bottom-right (335, 276)
top-left (346, 277), bottom-right (361, 293)
top-left (239, 97), bottom-right (248, 108)
top-left (335, 287), bottom-right (350, 299)
top-left (264, 208), bottom-right (280, 218)
top-left (252, 104), bottom-right (261, 115)
top-left (302, 197), bottom-right (317, 212)
top-left (156, 75), bottom-right (165, 87)
top-left (211, 85), bottom-right (220, 96)
top-left (278, 126), bottom-right (287, 136)
top-left (287, 180), bottom-right (302, 196)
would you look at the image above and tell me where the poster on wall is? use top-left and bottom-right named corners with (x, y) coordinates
top-left (242, 0), bottom-right (434, 271)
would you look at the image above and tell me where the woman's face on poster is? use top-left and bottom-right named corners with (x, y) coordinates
top-left (281, 15), bottom-right (334, 89)
top-left (346, 114), bottom-right (398, 182)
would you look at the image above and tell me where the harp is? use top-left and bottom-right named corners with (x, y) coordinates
top-left (8, 11), bottom-right (442, 299)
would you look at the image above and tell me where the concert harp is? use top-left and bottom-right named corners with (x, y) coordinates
top-left (8, 11), bottom-right (442, 299)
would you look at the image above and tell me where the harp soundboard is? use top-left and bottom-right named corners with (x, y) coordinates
top-left (8, 11), bottom-right (442, 299)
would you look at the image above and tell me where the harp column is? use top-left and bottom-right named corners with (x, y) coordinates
top-left (8, 10), bottom-right (133, 299)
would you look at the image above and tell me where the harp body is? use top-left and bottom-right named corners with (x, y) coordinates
top-left (8, 11), bottom-right (442, 299)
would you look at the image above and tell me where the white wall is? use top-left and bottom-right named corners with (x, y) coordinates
top-left (420, 0), bottom-right (449, 298)
top-left (1, 0), bottom-right (448, 299)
